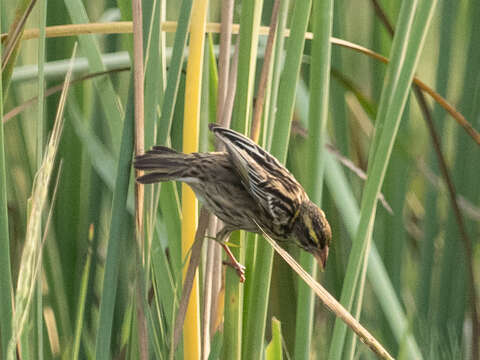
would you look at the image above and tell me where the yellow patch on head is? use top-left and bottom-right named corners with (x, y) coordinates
top-left (303, 214), bottom-right (319, 245)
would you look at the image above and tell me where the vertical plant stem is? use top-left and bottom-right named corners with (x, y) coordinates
top-left (0, 15), bottom-right (14, 360)
top-left (72, 234), bottom-right (92, 360)
top-left (231, 0), bottom-right (264, 132)
top-left (266, 0), bottom-right (289, 149)
top-left (64, 0), bottom-right (124, 150)
top-left (216, 6), bottom-right (240, 359)
top-left (157, 0), bottom-right (194, 145)
top-left (132, 0), bottom-right (145, 251)
top-left (202, 35), bottom-right (221, 360)
top-left (131, 0), bottom-right (147, 358)
top-left (294, 0), bottom-right (333, 358)
top-left (35, 0), bottom-right (47, 358)
top-left (270, 0), bottom-right (312, 159)
top-left (416, 0), bottom-right (454, 325)
top-left (36, 0), bottom-right (47, 178)
top-left (323, 153), bottom-right (423, 359)
top-left (217, 0), bottom-right (234, 120)
top-left (251, 0), bottom-right (280, 142)
top-left (328, 1), bottom-right (418, 354)
top-left (182, 0), bottom-right (209, 358)
top-left (173, 208), bottom-right (211, 351)
top-left (243, 1), bottom-right (312, 359)
top-left (372, 2), bottom-right (479, 358)
top-left (94, 79), bottom-right (135, 360)
top-left (226, 0), bottom-right (264, 358)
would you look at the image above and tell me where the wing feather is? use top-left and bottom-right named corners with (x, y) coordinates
top-left (209, 124), bottom-right (304, 225)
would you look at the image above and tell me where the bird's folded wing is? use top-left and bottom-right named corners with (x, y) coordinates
top-left (210, 125), bottom-right (300, 226)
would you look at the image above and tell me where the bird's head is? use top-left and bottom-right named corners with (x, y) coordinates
top-left (292, 201), bottom-right (331, 271)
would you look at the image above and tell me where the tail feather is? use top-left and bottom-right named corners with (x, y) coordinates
top-left (136, 171), bottom-right (187, 184)
top-left (134, 146), bottom-right (192, 183)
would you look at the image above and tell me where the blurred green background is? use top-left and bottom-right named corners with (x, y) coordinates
top-left (1, 0), bottom-right (479, 359)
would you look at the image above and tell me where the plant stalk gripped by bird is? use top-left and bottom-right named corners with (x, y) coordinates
top-left (134, 124), bottom-right (331, 281)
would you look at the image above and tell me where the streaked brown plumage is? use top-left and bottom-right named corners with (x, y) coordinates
top-left (134, 124), bottom-right (331, 278)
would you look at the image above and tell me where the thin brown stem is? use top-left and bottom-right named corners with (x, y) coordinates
top-left (132, 0), bottom-right (147, 358)
top-left (260, 228), bottom-right (393, 359)
top-left (220, 42), bottom-right (239, 130)
top-left (371, 0), bottom-right (394, 36)
top-left (202, 2), bottom-right (235, 357)
top-left (132, 0), bottom-right (145, 236)
top-left (1, 0), bottom-right (37, 71)
top-left (216, 0), bottom-right (234, 124)
top-left (251, 0), bottom-right (280, 142)
top-left (173, 207), bottom-right (210, 351)
top-left (4, 67), bottom-right (129, 123)
top-left (5, 21), bottom-right (479, 146)
top-left (201, 216), bottom-right (219, 360)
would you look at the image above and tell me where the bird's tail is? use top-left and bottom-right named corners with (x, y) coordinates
top-left (134, 146), bottom-right (194, 184)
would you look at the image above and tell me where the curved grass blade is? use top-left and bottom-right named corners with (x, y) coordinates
top-left (328, 1), bottom-right (437, 357)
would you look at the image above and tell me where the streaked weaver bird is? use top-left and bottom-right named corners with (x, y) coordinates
top-left (134, 124), bottom-right (331, 282)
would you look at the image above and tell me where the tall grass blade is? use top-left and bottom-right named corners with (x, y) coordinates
top-left (296, 76), bottom-right (421, 358)
top-left (143, 0), bottom-right (165, 150)
top-left (243, 2), bottom-right (312, 359)
top-left (94, 76), bottom-right (135, 360)
top-left (226, 0), bottom-right (265, 358)
top-left (157, 0), bottom-right (193, 145)
top-left (72, 230), bottom-right (92, 360)
top-left (328, 2), bottom-right (437, 356)
top-left (265, 0), bottom-right (289, 149)
top-left (181, 0), bottom-right (209, 358)
top-left (63, 0), bottom-right (124, 151)
top-left (324, 154), bottom-right (423, 359)
top-left (33, 0), bottom-right (47, 357)
top-left (294, 0), bottom-right (332, 358)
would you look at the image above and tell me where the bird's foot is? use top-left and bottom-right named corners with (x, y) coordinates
top-left (220, 242), bottom-right (246, 283)
top-left (222, 260), bottom-right (246, 282)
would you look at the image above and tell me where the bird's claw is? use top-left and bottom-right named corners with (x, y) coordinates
top-left (223, 260), bottom-right (246, 282)
top-left (220, 242), bottom-right (246, 282)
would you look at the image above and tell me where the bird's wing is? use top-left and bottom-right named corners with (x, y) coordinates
top-left (209, 124), bottom-right (304, 225)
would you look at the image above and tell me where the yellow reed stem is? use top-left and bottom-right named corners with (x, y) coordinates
top-left (182, 0), bottom-right (209, 359)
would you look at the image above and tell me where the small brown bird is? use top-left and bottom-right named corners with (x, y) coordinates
top-left (134, 124), bottom-right (331, 281)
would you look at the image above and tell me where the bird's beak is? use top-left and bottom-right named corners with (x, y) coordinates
top-left (313, 246), bottom-right (329, 272)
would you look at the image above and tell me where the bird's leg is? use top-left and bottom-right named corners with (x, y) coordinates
top-left (215, 228), bottom-right (246, 282)
top-left (220, 243), bottom-right (246, 282)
